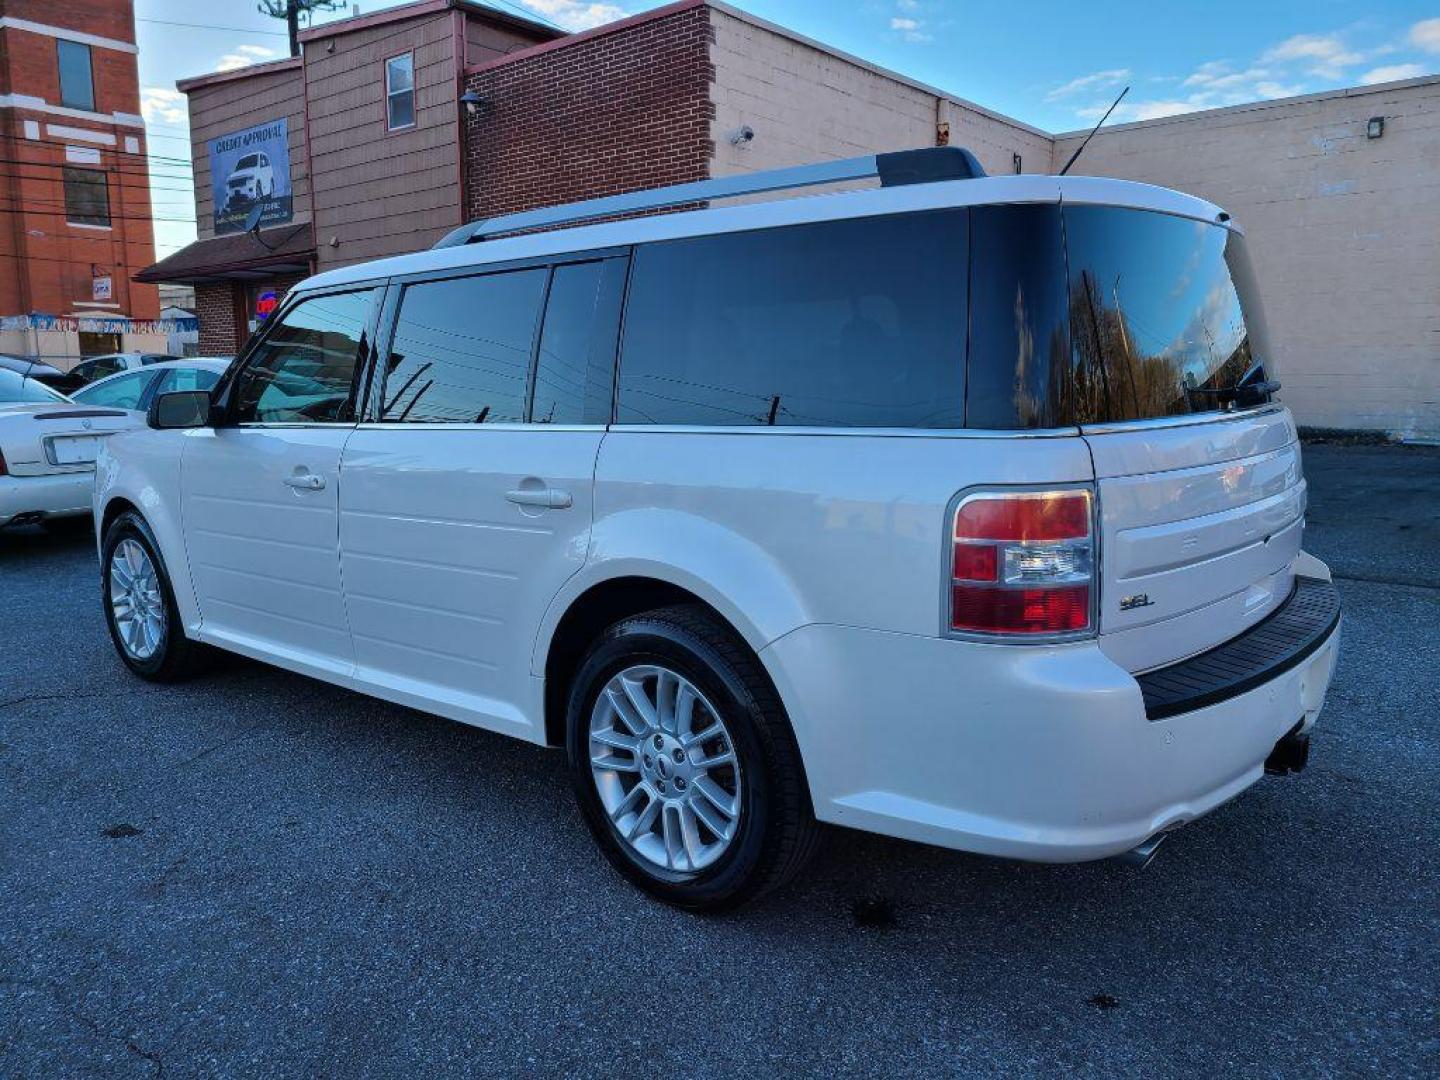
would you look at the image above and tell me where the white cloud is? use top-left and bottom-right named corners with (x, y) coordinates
top-left (1261, 33), bottom-right (1363, 78)
top-left (1360, 62), bottom-right (1428, 85)
top-left (517, 0), bottom-right (627, 31)
top-left (141, 87), bottom-right (187, 126)
top-left (215, 43), bottom-right (281, 73)
top-left (1046, 68), bottom-right (1130, 101)
top-left (1411, 18), bottom-right (1440, 54)
top-left (891, 17), bottom-right (920, 31)
top-left (888, 13), bottom-right (931, 43)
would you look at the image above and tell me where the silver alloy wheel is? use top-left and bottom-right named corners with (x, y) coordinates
top-left (589, 664), bottom-right (743, 873)
top-left (109, 538), bottom-right (165, 661)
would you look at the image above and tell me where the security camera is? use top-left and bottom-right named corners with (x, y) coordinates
top-left (729, 125), bottom-right (755, 146)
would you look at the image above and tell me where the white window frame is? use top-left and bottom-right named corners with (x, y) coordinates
top-left (385, 52), bottom-right (415, 132)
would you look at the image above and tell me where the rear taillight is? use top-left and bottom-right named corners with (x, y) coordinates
top-left (948, 488), bottom-right (1096, 638)
top-left (0, 447), bottom-right (7, 476)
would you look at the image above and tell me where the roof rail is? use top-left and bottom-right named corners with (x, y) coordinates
top-left (432, 146), bottom-right (986, 248)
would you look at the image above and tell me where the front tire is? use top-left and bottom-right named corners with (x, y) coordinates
top-left (566, 605), bottom-right (819, 910)
top-left (101, 511), bottom-right (208, 681)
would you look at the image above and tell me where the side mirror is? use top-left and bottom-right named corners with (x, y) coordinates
top-left (148, 390), bottom-right (215, 430)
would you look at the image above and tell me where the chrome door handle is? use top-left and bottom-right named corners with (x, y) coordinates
top-left (505, 488), bottom-right (572, 509)
top-left (284, 473), bottom-right (326, 491)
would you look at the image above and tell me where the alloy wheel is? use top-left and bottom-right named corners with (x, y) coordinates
top-left (589, 664), bottom-right (743, 874)
top-left (109, 538), bottom-right (165, 660)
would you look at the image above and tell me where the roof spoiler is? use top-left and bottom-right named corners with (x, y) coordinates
top-left (432, 146), bottom-right (986, 248)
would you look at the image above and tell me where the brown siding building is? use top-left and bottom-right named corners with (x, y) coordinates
top-left (0, 0), bottom-right (163, 365)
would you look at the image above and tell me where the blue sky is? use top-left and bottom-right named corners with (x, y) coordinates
top-left (136, 1), bottom-right (1440, 256)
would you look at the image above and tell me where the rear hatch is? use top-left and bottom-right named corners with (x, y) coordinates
top-left (960, 194), bottom-right (1306, 669)
top-left (1061, 197), bottom-right (1302, 673)
top-left (0, 403), bottom-right (134, 477)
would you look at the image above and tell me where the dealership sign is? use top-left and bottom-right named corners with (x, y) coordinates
top-left (208, 118), bottom-right (293, 236)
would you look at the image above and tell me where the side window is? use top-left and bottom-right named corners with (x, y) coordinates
top-left (380, 269), bottom-right (547, 424)
top-left (63, 167), bottom-right (110, 227)
top-left (156, 366), bottom-right (221, 395)
top-left (616, 212), bottom-right (969, 428)
top-left (69, 360), bottom-right (95, 382)
top-left (73, 370), bottom-right (157, 410)
top-left (965, 205), bottom-right (1069, 429)
top-left (531, 259), bottom-right (627, 425)
top-left (231, 290), bottom-right (376, 424)
top-left (385, 54), bottom-right (415, 131)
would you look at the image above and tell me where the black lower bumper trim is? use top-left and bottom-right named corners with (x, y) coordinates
top-left (1137, 576), bottom-right (1340, 721)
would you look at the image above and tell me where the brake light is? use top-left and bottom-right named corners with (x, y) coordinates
top-left (0, 447), bottom-right (7, 476)
top-left (949, 489), bottom-right (1095, 637)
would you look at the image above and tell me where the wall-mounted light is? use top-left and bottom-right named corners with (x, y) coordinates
top-left (460, 91), bottom-right (488, 118)
top-left (1367, 116), bottom-right (1385, 139)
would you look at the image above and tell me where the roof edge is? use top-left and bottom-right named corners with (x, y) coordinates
top-left (177, 56), bottom-right (302, 93)
top-left (299, 0), bottom-right (562, 45)
top-left (1052, 72), bottom-right (1440, 140)
top-left (706, 1), bottom-right (1051, 141)
top-left (464, 0), bottom-right (702, 76)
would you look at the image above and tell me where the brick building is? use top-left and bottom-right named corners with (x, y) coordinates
top-left (140, 0), bottom-right (1440, 440)
top-left (0, 0), bottom-right (166, 365)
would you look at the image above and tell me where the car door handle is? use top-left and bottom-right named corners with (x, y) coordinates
top-left (505, 488), bottom-right (572, 509)
top-left (283, 473), bottom-right (326, 491)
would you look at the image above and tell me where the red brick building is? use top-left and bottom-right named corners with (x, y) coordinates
top-left (0, 0), bottom-right (164, 364)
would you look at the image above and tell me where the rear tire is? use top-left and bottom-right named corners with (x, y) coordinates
top-left (566, 604), bottom-right (820, 910)
top-left (101, 511), bottom-right (209, 682)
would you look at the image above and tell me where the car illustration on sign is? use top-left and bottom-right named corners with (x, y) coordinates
top-left (225, 152), bottom-right (274, 209)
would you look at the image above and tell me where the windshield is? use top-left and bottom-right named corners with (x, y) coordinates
top-left (964, 204), bottom-right (1275, 428)
top-left (0, 368), bottom-right (68, 404)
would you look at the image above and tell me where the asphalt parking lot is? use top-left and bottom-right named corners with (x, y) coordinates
top-left (2, 443), bottom-right (1437, 1077)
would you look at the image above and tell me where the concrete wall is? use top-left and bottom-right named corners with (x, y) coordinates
top-left (1052, 78), bottom-right (1440, 442)
top-left (708, 3), bottom-right (1051, 182)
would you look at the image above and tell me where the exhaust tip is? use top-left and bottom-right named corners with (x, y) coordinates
top-left (1265, 728), bottom-right (1310, 776)
top-left (1114, 833), bottom-right (1167, 869)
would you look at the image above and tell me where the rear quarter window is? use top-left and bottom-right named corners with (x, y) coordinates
top-left (616, 211), bottom-right (968, 428)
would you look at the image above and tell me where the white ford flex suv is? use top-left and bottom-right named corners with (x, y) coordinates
top-left (96, 148), bottom-right (1340, 909)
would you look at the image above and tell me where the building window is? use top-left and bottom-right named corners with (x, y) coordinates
top-left (57, 40), bottom-right (95, 112)
top-left (385, 53), bottom-right (415, 130)
top-left (63, 167), bottom-right (110, 227)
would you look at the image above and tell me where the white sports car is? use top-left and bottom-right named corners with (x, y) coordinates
top-left (0, 358), bottom-right (229, 530)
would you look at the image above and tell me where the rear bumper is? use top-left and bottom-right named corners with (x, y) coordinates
top-left (762, 564), bottom-right (1340, 862)
top-left (0, 471), bottom-right (92, 526)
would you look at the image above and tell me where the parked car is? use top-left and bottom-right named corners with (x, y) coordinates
top-left (1, 359), bottom-right (228, 529)
top-left (95, 148), bottom-right (1340, 909)
top-left (50, 352), bottom-right (181, 394)
top-left (0, 354), bottom-right (70, 391)
top-left (225, 151), bottom-right (275, 208)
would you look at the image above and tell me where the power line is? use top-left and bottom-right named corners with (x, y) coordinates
top-left (0, 161), bottom-right (196, 193)
top-left (478, 0), bottom-right (567, 34)
top-left (135, 16), bottom-right (289, 37)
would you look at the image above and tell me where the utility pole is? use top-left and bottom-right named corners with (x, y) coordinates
top-left (257, 1), bottom-right (344, 58)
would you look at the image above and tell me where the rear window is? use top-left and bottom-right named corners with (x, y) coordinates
top-left (965, 203), bottom-right (1273, 428)
top-left (0, 368), bottom-right (67, 403)
top-left (616, 212), bottom-right (968, 428)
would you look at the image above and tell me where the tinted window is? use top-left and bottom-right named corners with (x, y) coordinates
top-left (232, 290), bottom-right (375, 424)
top-left (57, 40), bottom-right (94, 111)
top-left (1065, 205), bottom-right (1271, 423)
top-left (617, 212), bottom-right (968, 428)
top-left (73, 370), bottom-right (157, 410)
top-left (63, 168), bottom-right (110, 227)
top-left (380, 269), bottom-right (546, 424)
top-left (237, 155), bottom-right (259, 170)
top-left (0, 369), bottom-right (67, 403)
top-left (965, 205), bottom-right (1070, 429)
top-left (532, 259), bottom-right (626, 425)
